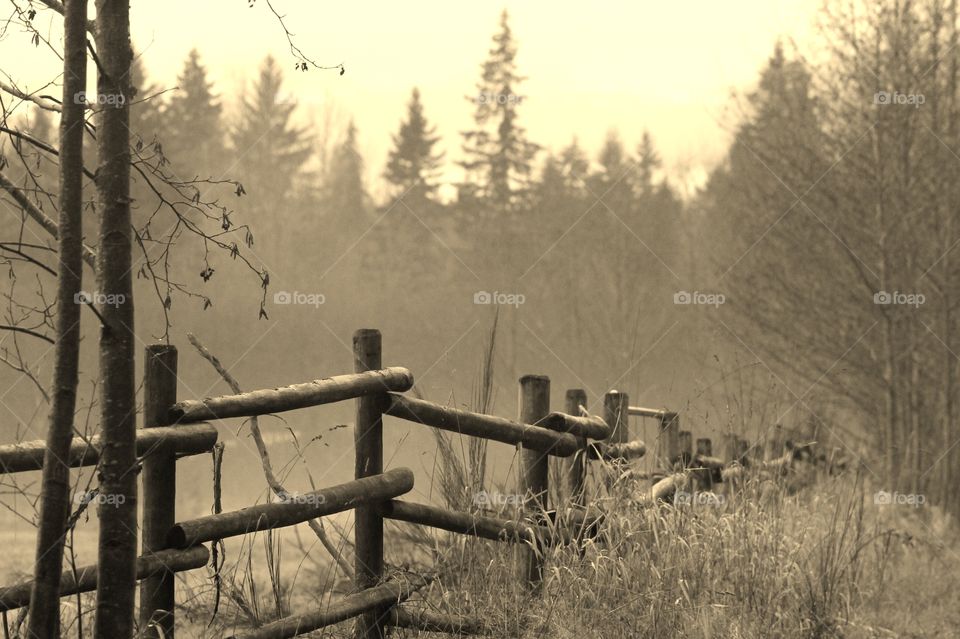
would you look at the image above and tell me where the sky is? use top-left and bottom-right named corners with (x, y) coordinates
top-left (1, 0), bottom-right (821, 196)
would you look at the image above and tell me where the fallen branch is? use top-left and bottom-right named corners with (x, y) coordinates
top-left (186, 332), bottom-right (354, 578)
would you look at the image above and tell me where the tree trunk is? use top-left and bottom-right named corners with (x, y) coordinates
top-left (25, 1), bottom-right (88, 636)
top-left (91, 1), bottom-right (137, 637)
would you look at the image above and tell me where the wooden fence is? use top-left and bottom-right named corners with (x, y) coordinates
top-left (0, 328), bottom-right (792, 638)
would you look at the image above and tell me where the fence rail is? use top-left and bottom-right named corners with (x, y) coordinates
top-left (0, 328), bottom-right (807, 638)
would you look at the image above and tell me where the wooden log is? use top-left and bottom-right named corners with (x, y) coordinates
top-left (518, 375), bottom-right (550, 589)
top-left (655, 412), bottom-right (681, 470)
top-left (166, 468), bottom-right (414, 549)
top-left (378, 499), bottom-right (564, 544)
top-left (540, 410), bottom-right (610, 440)
top-left (696, 438), bottom-right (712, 456)
top-left (171, 367), bottom-right (414, 423)
top-left (0, 546), bottom-right (208, 612)
top-left (228, 574), bottom-right (431, 639)
top-left (387, 607), bottom-right (491, 635)
top-left (587, 439), bottom-right (646, 461)
top-left (564, 390), bottom-right (588, 506)
top-left (140, 344), bottom-right (179, 639)
top-left (627, 406), bottom-right (666, 418)
top-left (354, 329), bottom-right (388, 639)
top-left (603, 391), bottom-right (630, 444)
top-left (679, 430), bottom-right (693, 467)
top-left (384, 394), bottom-right (579, 456)
top-left (0, 423), bottom-right (218, 474)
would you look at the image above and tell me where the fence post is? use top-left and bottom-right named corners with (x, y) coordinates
top-left (656, 412), bottom-right (680, 470)
top-left (354, 329), bottom-right (387, 639)
top-left (518, 375), bottom-right (550, 590)
top-left (696, 438), bottom-right (712, 457)
top-left (602, 391), bottom-right (629, 444)
top-left (766, 424), bottom-right (784, 460)
top-left (678, 430), bottom-right (693, 468)
top-left (565, 389), bottom-right (588, 507)
top-left (140, 344), bottom-right (178, 639)
top-left (723, 433), bottom-right (738, 464)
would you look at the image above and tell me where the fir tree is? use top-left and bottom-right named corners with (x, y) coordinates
top-left (384, 88), bottom-right (444, 202)
top-left (459, 9), bottom-right (539, 213)
top-left (164, 49), bottom-right (224, 178)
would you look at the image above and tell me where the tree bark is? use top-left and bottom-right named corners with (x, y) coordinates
top-left (25, 0), bottom-right (88, 636)
top-left (91, 1), bottom-right (137, 637)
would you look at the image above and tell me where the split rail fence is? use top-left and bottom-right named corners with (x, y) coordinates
top-left (0, 328), bottom-right (787, 639)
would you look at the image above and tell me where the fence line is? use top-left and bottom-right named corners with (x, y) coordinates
top-left (0, 327), bottom-right (810, 638)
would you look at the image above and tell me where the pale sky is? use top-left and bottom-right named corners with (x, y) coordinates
top-left (1, 0), bottom-right (821, 195)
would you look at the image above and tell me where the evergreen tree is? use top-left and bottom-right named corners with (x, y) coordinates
top-left (164, 49), bottom-right (225, 178)
top-left (323, 120), bottom-right (369, 231)
top-left (459, 9), bottom-right (539, 213)
top-left (384, 88), bottom-right (444, 202)
top-left (230, 55), bottom-right (312, 252)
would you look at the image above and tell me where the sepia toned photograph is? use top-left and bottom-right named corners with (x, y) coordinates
top-left (0, 1), bottom-right (957, 637)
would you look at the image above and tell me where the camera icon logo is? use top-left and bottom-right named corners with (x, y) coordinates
top-left (674, 291), bottom-right (692, 304)
top-left (274, 291), bottom-right (292, 305)
top-left (474, 291), bottom-right (492, 305)
top-left (74, 291), bottom-right (93, 304)
top-left (874, 291), bottom-right (892, 304)
top-left (874, 91), bottom-right (891, 105)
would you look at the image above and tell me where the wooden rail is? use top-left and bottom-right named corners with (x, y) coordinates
top-left (378, 499), bottom-right (568, 545)
top-left (0, 547), bottom-right (209, 612)
top-left (0, 422), bottom-right (217, 474)
top-left (166, 468), bottom-right (414, 548)
top-left (171, 367), bottom-right (414, 422)
top-left (227, 574), bottom-right (431, 639)
top-left (384, 393), bottom-right (580, 456)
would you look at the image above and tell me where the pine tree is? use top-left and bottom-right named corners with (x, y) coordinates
top-left (323, 120), bottom-right (369, 233)
top-left (459, 9), bottom-right (539, 213)
top-left (231, 56), bottom-right (312, 217)
top-left (384, 87), bottom-right (444, 202)
top-left (164, 49), bottom-right (224, 178)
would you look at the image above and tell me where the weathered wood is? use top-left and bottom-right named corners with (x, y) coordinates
top-left (587, 439), bottom-right (646, 461)
top-left (518, 375), bottom-right (550, 589)
top-left (655, 412), bottom-right (681, 470)
top-left (540, 410), bottom-right (610, 440)
top-left (354, 329), bottom-right (388, 639)
top-left (603, 391), bottom-right (630, 444)
top-left (140, 345), bottom-right (179, 639)
top-left (171, 367), bottom-right (414, 423)
top-left (228, 574), bottom-right (431, 639)
top-left (766, 424), bottom-right (784, 460)
top-left (378, 499), bottom-right (566, 545)
top-left (166, 468), bottom-right (414, 549)
top-left (384, 393), bottom-right (580, 456)
top-left (0, 546), bottom-right (208, 613)
top-left (564, 389), bottom-right (588, 506)
top-left (696, 438), bottom-right (713, 456)
top-left (387, 607), bottom-right (492, 635)
top-left (679, 430), bottom-right (693, 467)
top-left (0, 423), bottom-right (218, 474)
top-left (627, 406), bottom-right (666, 418)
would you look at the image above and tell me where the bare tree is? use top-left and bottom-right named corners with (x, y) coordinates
top-left (90, 0), bottom-right (138, 635)
top-left (25, 0), bottom-right (89, 635)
